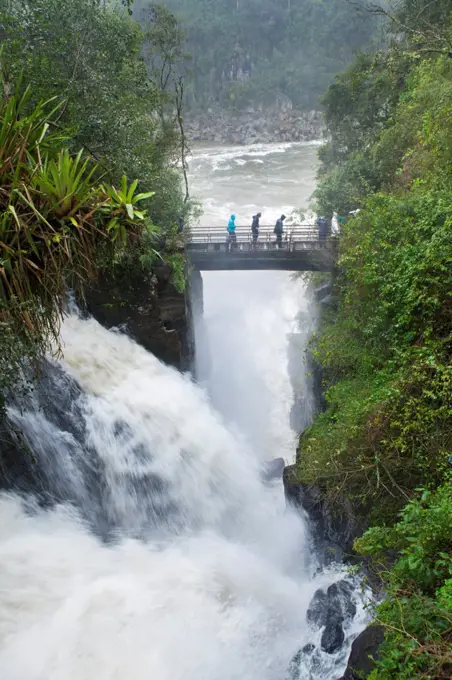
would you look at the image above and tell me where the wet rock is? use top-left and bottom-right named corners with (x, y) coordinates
top-left (302, 643), bottom-right (315, 654)
top-left (321, 614), bottom-right (345, 654)
top-left (339, 626), bottom-right (385, 679)
top-left (307, 588), bottom-right (328, 628)
top-left (84, 265), bottom-right (192, 371)
top-left (0, 411), bottom-right (37, 494)
top-left (287, 649), bottom-right (302, 679)
top-left (313, 281), bottom-right (332, 304)
top-left (327, 580), bottom-right (357, 621)
top-left (283, 466), bottom-right (364, 561)
top-left (260, 457), bottom-right (285, 482)
top-left (307, 580), bottom-right (356, 656)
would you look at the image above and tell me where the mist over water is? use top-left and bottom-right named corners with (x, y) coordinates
top-left (0, 142), bottom-right (366, 680)
top-left (189, 142), bottom-right (320, 460)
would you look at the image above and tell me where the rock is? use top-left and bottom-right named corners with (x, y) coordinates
top-left (313, 281), bottom-right (332, 303)
top-left (307, 580), bottom-right (357, 657)
top-left (302, 643), bottom-right (315, 654)
top-left (307, 580), bottom-right (356, 634)
top-left (327, 580), bottom-right (357, 621)
top-left (184, 107), bottom-right (325, 145)
top-left (260, 457), bottom-right (285, 482)
top-left (340, 626), bottom-right (385, 679)
top-left (283, 466), bottom-right (364, 561)
top-left (84, 266), bottom-right (192, 371)
top-left (307, 588), bottom-right (329, 628)
top-left (287, 649), bottom-right (302, 679)
top-left (321, 615), bottom-right (345, 654)
top-left (0, 410), bottom-right (38, 495)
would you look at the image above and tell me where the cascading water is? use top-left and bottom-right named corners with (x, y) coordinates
top-left (0, 142), bottom-right (367, 679)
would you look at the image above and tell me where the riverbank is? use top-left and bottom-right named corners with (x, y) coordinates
top-left (185, 108), bottom-right (325, 145)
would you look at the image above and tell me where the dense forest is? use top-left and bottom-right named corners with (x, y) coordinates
top-left (0, 0), bottom-right (191, 394)
top-left (294, 1), bottom-right (452, 678)
top-left (134, 0), bottom-right (379, 111)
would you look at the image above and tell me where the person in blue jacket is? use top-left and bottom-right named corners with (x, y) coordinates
top-left (227, 214), bottom-right (237, 250)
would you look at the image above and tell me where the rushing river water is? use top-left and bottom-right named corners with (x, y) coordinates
top-left (0, 142), bottom-right (366, 680)
top-left (189, 142), bottom-right (321, 460)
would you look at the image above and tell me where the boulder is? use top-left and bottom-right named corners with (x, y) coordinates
top-left (327, 580), bottom-right (357, 621)
top-left (339, 626), bottom-right (385, 679)
top-left (307, 579), bottom-right (357, 656)
top-left (260, 457), bottom-right (285, 482)
top-left (321, 614), bottom-right (345, 654)
top-left (307, 588), bottom-right (329, 628)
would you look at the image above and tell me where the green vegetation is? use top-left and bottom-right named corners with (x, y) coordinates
top-left (0, 0), bottom-right (190, 393)
top-left (356, 486), bottom-right (452, 679)
top-left (296, 2), bottom-right (452, 676)
top-left (133, 0), bottom-right (378, 111)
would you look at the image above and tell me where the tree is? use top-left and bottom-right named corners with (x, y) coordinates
top-left (0, 0), bottom-right (189, 229)
top-left (132, 0), bottom-right (379, 111)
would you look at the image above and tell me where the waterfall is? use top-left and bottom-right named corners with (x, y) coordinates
top-left (0, 314), bottom-right (366, 680)
top-left (0, 141), bottom-right (368, 679)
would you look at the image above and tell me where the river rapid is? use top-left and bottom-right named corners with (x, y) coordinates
top-left (0, 142), bottom-right (366, 680)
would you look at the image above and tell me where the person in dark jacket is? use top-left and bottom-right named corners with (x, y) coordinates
top-left (251, 212), bottom-right (261, 246)
top-left (316, 215), bottom-right (328, 242)
top-left (274, 214), bottom-right (286, 248)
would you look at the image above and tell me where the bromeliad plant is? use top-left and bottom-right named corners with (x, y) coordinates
top-left (0, 85), bottom-right (157, 388)
top-left (100, 174), bottom-right (155, 244)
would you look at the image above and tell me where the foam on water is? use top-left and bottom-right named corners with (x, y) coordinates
top-left (0, 141), bottom-right (367, 679)
top-left (1, 315), bottom-right (365, 680)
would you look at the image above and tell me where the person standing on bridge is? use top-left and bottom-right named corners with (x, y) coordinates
top-left (316, 215), bottom-right (329, 242)
top-left (274, 214), bottom-right (285, 249)
top-left (251, 212), bottom-right (261, 247)
top-left (227, 214), bottom-right (237, 251)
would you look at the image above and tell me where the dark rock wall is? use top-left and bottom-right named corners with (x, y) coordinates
top-left (84, 264), bottom-right (193, 371)
top-left (339, 626), bottom-right (385, 680)
top-left (283, 464), bottom-right (367, 563)
top-left (0, 413), bottom-right (36, 494)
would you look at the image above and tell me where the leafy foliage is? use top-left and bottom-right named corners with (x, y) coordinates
top-left (297, 4), bottom-right (452, 677)
top-left (0, 0), bottom-right (194, 393)
top-left (0, 87), bottom-right (157, 391)
top-left (356, 485), bottom-right (452, 679)
top-left (0, 0), bottom-right (190, 231)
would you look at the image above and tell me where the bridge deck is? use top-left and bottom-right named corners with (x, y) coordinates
top-left (186, 226), bottom-right (334, 271)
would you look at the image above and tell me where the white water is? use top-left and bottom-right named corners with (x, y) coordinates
top-left (189, 142), bottom-right (321, 460)
top-left (0, 143), bottom-right (366, 679)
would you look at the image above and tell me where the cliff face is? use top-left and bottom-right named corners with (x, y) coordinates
top-left (84, 264), bottom-right (193, 372)
top-left (186, 108), bottom-right (325, 145)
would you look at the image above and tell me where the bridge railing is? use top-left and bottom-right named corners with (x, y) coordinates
top-left (186, 225), bottom-right (331, 252)
top-left (188, 225), bottom-right (318, 242)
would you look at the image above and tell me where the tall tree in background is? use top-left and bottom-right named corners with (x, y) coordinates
top-left (133, 0), bottom-right (380, 111)
top-left (0, 0), bottom-right (189, 228)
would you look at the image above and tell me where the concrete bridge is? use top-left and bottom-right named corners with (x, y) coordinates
top-left (186, 226), bottom-right (334, 271)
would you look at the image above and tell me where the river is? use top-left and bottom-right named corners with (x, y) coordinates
top-left (0, 142), bottom-right (366, 680)
top-left (189, 142), bottom-right (320, 460)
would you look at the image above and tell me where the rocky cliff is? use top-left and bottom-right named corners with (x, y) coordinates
top-left (186, 107), bottom-right (325, 145)
top-left (84, 264), bottom-right (193, 372)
